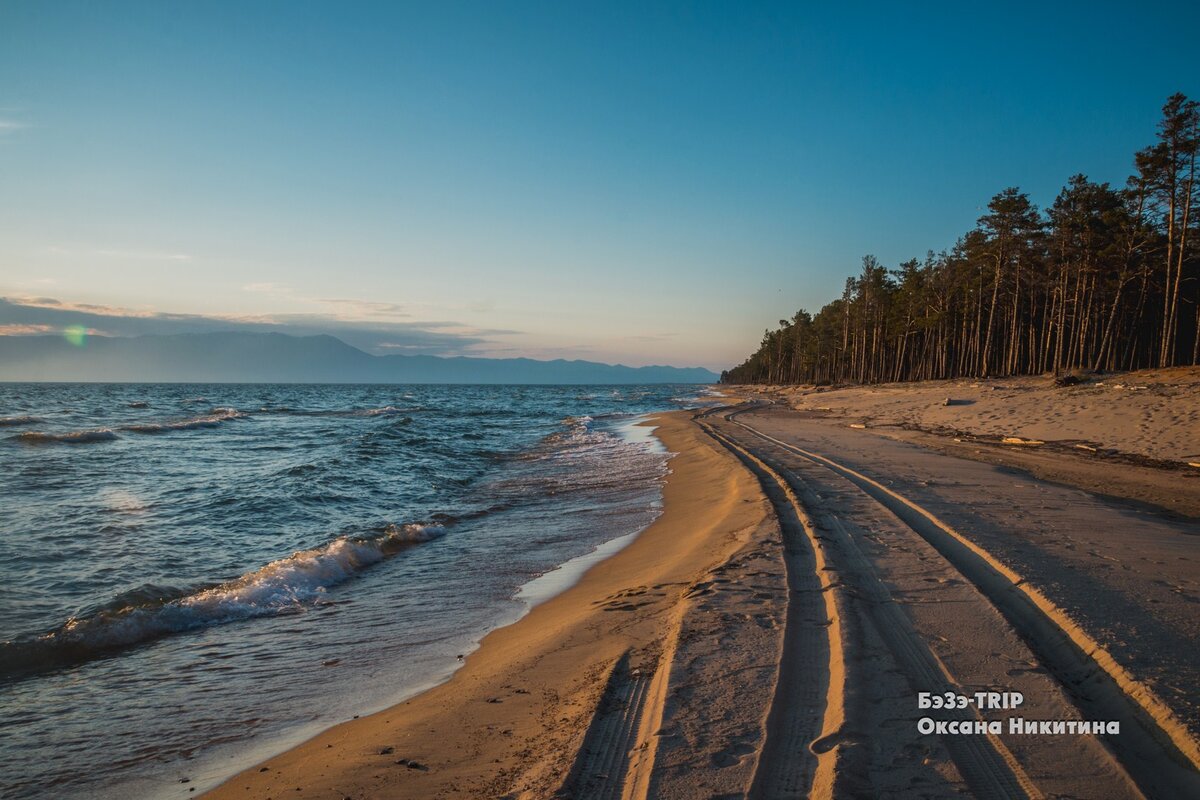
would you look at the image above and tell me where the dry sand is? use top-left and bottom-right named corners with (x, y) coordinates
top-left (752, 367), bottom-right (1200, 517)
top-left (767, 366), bottom-right (1200, 462)
top-left (201, 381), bottom-right (1200, 799)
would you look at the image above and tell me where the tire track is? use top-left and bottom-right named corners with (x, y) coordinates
top-left (699, 421), bottom-right (844, 799)
top-left (556, 651), bottom-right (654, 800)
top-left (726, 410), bottom-right (1200, 798)
top-left (703, 418), bottom-right (1038, 800)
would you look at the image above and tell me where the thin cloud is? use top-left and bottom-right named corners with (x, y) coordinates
top-left (409, 320), bottom-right (523, 335)
top-left (0, 323), bottom-right (54, 335)
top-left (94, 249), bottom-right (191, 261)
top-left (317, 298), bottom-right (409, 318)
top-left (44, 244), bottom-right (192, 262)
top-left (622, 333), bottom-right (679, 342)
top-left (0, 295), bottom-right (519, 357)
top-left (240, 285), bottom-right (412, 321)
top-left (11, 296), bottom-right (164, 318)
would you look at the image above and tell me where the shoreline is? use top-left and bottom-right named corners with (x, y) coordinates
top-left (193, 386), bottom-right (1200, 798)
top-left (174, 527), bottom-right (649, 800)
top-left (201, 410), bottom-right (776, 799)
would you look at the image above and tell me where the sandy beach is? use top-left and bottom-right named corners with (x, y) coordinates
top-left (203, 372), bottom-right (1200, 799)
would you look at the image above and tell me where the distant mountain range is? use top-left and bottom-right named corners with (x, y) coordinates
top-left (0, 332), bottom-right (719, 384)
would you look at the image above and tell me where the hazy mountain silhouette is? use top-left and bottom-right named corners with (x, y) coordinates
top-left (0, 332), bottom-right (719, 384)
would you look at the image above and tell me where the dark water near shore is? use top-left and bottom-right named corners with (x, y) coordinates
top-left (0, 383), bottom-right (714, 799)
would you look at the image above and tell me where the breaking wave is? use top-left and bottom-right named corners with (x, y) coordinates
top-left (0, 522), bottom-right (444, 682)
top-left (123, 408), bottom-right (245, 434)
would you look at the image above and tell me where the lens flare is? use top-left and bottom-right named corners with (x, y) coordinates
top-left (63, 325), bottom-right (87, 346)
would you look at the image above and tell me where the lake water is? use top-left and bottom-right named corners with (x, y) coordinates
top-left (0, 383), bottom-right (714, 798)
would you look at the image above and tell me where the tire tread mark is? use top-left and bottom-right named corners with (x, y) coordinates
top-left (710, 418), bottom-right (1038, 800)
top-left (700, 422), bottom-right (844, 800)
top-left (557, 652), bottom-right (654, 800)
top-left (729, 412), bottom-right (1200, 798)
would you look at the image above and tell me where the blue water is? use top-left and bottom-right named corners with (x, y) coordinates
top-left (0, 383), bottom-right (715, 799)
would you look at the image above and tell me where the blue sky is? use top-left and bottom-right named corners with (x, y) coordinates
top-left (1, 1), bottom-right (1197, 370)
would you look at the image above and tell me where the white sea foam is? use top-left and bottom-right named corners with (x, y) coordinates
top-left (502, 414), bottom-right (668, 505)
top-left (382, 521), bottom-right (445, 545)
top-left (357, 405), bottom-right (404, 416)
top-left (99, 489), bottom-right (150, 513)
top-left (671, 390), bottom-right (725, 407)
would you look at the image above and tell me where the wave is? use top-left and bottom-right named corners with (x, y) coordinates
top-left (254, 404), bottom-right (419, 418)
top-left (15, 428), bottom-right (119, 444)
top-left (122, 408), bottom-right (245, 434)
top-left (0, 522), bottom-right (446, 682)
top-left (356, 405), bottom-right (406, 416)
top-left (127, 401), bottom-right (150, 409)
top-left (9, 408), bottom-right (244, 442)
top-left (0, 415), bottom-right (44, 427)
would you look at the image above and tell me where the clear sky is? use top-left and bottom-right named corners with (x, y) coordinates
top-left (1, 1), bottom-right (1197, 370)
